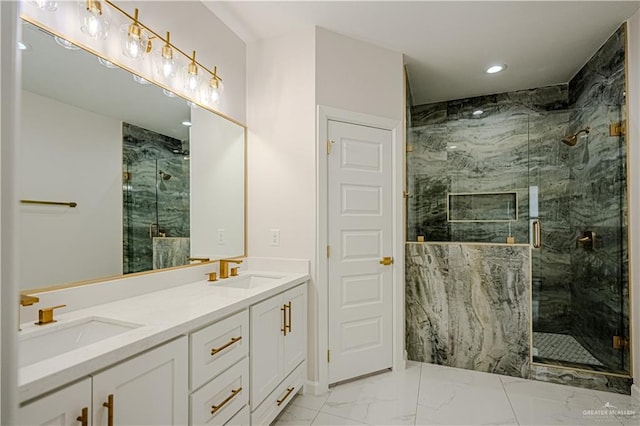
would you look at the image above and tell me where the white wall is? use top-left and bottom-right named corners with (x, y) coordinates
top-left (247, 26), bottom-right (405, 387)
top-left (627, 10), bottom-right (640, 400)
top-left (21, 0), bottom-right (246, 124)
top-left (316, 27), bottom-right (405, 121)
top-left (246, 28), bottom-right (317, 378)
top-left (19, 91), bottom-right (122, 290)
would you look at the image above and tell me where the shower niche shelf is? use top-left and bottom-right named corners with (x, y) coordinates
top-left (447, 191), bottom-right (518, 222)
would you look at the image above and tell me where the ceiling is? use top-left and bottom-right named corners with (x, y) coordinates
top-left (205, 1), bottom-right (640, 105)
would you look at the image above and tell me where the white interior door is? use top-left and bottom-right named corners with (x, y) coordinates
top-left (327, 119), bottom-right (393, 384)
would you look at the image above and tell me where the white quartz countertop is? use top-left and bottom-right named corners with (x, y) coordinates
top-left (18, 270), bottom-right (309, 403)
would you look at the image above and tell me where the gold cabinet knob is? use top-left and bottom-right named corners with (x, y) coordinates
top-left (379, 257), bottom-right (394, 266)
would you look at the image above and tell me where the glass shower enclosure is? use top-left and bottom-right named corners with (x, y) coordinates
top-left (406, 104), bottom-right (630, 376)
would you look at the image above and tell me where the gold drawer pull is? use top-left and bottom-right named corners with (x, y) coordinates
top-left (276, 386), bottom-right (295, 406)
top-left (210, 336), bottom-right (242, 356)
top-left (76, 407), bottom-right (88, 426)
top-left (281, 304), bottom-right (287, 336)
top-left (286, 301), bottom-right (292, 333)
top-left (103, 394), bottom-right (114, 426)
top-left (211, 387), bottom-right (242, 415)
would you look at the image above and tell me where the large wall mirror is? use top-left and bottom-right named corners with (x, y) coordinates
top-left (18, 20), bottom-right (246, 292)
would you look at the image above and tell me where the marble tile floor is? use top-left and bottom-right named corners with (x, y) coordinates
top-left (533, 332), bottom-right (603, 366)
top-left (273, 361), bottom-right (639, 426)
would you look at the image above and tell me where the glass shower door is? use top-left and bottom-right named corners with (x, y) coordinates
top-left (530, 105), bottom-right (629, 374)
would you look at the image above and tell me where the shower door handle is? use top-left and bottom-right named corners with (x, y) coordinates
top-left (532, 219), bottom-right (542, 249)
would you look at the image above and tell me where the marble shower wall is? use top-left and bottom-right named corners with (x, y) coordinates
top-left (406, 243), bottom-right (530, 378)
top-left (564, 25), bottom-right (628, 372)
top-left (123, 123), bottom-right (190, 274)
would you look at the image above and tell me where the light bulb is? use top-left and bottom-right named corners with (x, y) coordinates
top-left (182, 51), bottom-right (200, 93)
top-left (154, 32), bottom-right (177, 79)
top-left (80, 0), bottom-right (109, 40)
top-left (120, 9), bottom-right (147, 60)
top-left (207, 77), bottom-right (224, 104)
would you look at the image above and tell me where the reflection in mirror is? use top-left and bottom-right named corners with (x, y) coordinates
top-left (18, 21), bottom-right (245, 291)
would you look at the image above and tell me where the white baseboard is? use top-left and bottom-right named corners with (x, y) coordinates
top-left (632, 384), bottom-right (640, 402)
top-left (305, 380), bottom-right (329, 396)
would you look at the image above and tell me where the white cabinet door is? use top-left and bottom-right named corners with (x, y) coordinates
top-left (282, 285), bottom-right (306, 377)
top-left (18, 378), bottom-right (91, 426)
top-left (250, 294), bottom-right (284, 406)
top-left (92, 337), bottom-right (188, 426)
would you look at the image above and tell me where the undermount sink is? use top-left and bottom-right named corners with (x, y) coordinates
top-left (214, 273), bottom-right (284, 289)
top-left (19, 317), bottom-right (141, 368)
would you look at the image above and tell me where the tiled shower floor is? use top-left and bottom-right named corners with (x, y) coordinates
top-left (533, 332), bottom-right (603, 366)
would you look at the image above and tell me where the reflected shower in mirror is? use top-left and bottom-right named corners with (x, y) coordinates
top-left (18, 21), bottom-right (245, 291)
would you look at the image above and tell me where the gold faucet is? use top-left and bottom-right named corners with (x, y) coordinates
top-left (219, 259), bottom-right (243, 279)
top-left (20, 294), bottom-right (40, 307)
top-left (36, 304), bottom-right (66, 325)
top-left (19, 294), bottom-right (40, 331)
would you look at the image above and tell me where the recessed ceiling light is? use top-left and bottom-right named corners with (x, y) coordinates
top-left (17, 41), bottom-right (30, 51)
top-left (485, 64), bottom-right (506, 74)
top-left (182, 121), bottom-right (192, 127)
top-left (472, 109), bottom-right (484, 116)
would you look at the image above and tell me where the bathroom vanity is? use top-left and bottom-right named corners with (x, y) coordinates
top-left (17, 267), bottom-right (308, 425)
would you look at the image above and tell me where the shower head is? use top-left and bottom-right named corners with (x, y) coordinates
top-left (158, 171), bottom-right (172, 180)
top-left (562, 127), bottom-right (590, 146)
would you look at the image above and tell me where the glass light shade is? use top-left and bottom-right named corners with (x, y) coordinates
top-left (206, 79), bottom-right (224, 105)
top-left (80, 2), bottom-right (109, 40)
top-left (120, 24), bottom-right (147, 60)
top-left (153, 46), bottom-right (177, 79)
top-left (181, 63), bottom-right (201, 94)
top-left (98, 57), bottom-right (119, 69)
top-left (54, 36), bottom-right (80, 50)
top-left (32, 1), bottom-right (58, 11)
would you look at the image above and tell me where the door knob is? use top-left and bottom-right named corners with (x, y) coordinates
top-left (379, 257), bottom-right (394, 266)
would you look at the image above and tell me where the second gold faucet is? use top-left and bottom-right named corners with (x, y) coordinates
top-left (219, 259), bottom-right (243, 279)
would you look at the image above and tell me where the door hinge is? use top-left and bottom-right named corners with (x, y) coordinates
top-left (327, 350), bottom-right (330, 363)
top-left (327, 139), bottom-right (335, 155)
top-left (327, 245), bottom-right (330, 258)
top-left (406, 144), bottom-right (413, 152)
top-left (613, 335), bottom-right (629, 349)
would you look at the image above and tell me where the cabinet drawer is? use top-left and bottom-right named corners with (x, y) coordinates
top-left (190, 357), bottom-right (249, 425)
top-left (225, 404), bottom-right (249, 425)
top-left (191, 309), bottom-right (249, 390)
top-left (251, 362), bottom-right (304, 425)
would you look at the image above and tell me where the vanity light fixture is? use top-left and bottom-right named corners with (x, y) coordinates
top-left (485, 64), bottom-right (506, 74)
top-left (121, 8), bottom-right (147, 59)
top-left (78, 0), bottom-right (225, 103)
top-left (80, 0), bottom-right (110, 40)
top-left (54, 36), bottom-right (80, 50)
